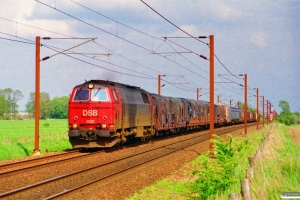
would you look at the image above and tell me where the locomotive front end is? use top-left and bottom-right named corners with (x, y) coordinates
top-left (68, 82), bottom-right (120, 148)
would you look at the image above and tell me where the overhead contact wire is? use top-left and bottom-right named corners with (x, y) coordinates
top-left (36, 0), bottom-right (152, 52)
top-left (140, 0), bottom-right (207, 45)
top-left (69, 0), bottom-right (210, 77)
top-left (43, 45), bottom-right (156, 79)
top-left (36, 0), bottom-right (205, 79)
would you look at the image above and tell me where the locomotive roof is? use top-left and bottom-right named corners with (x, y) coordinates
top-left (75, 79), bottom-right (148, 92)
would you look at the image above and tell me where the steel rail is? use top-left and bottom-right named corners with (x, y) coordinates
top-left (45, 123), bottom-right (260, 199)
top-left (0, 123), bottom-right (258, 199)
top-left (0, 150), bottom-right (102, 178)
top-left (0, 150), bottom-right (81, 172)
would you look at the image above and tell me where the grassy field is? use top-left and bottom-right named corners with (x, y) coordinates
top-left (0, 119), bottom-right (72, 161)
top-left (127, 123), bottom-right (300, 200)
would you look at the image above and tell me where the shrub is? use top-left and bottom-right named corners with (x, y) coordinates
top-left (190, 135), bottom-right (245, 199)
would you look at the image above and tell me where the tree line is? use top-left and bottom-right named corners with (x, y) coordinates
top-left (277, 100), bottom-right (300, 125)
top-left (0, 88), bottom-right (69, 120)
top-left (0, 88), bottom-right (24, 120)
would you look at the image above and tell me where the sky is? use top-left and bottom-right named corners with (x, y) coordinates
top-left (0, 0), bottom-right (299, 114)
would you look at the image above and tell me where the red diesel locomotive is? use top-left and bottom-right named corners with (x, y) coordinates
top-left (68, 80), bottom-right (256, 148)
top-left (68, 80), bottom-right (154, 148)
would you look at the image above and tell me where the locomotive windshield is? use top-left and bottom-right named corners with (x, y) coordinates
top-left (72, 87), bottom-right (110, 102)
top-left (91, 89), bottom-right (109, 102)
top-left (73, 89), bottom-right (89, 101)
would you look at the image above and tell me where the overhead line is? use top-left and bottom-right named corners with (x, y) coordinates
top-left (218, 75), bottom-right (243, 87)
top-left (164, 38), bottom-right (209, 73)
top-left (161, 78), bottom-right (194, 92)
top-left (93, 41), bottom-right (164, 75)
top-left (140, 0), bottom-right (208, 45)
top-left (36, 0), bottom-right (152, 52)
top-left (36, 0), bottom-right (205, 79)
top-left (0, 16), bottom-right (72, 38)
top-left (70, 0), bottom-right (210, 77)
top-left (164, 40), bottom-right (208, 76)
top-left (5, 2), bottom-right (245, 97)
top-left (0, 20), bottom-right (167, 77)
top-left (21, 35), bottom-right (194, 93)
top-left (10, 34), bottom-right (193, 92)
top-left (214, 54), bottom-right (243, 79)
top-left (0, 31), bottom-right (156, 80)
top-left (137, 1), bottom-right (241, 81)
top-left (0, 36), bottom-right (35, 45)
top-left (70, 0), bottom-right (163, 41)
top-left (43, 45), bottom-right (156, 79)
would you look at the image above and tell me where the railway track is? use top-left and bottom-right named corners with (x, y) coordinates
top-left (0, 123), bottom-right (259, 199)
top-left (0, 150), bottom-right (103, 178)
top-left (0, 149), bottom-right (82, 173)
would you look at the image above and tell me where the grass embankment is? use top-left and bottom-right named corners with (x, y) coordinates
top-left (127, 123), bottom-right (300, 200)
top-left (250, 124), bottom-right (300, 199)
top-left (0, 120), bottom-right (72, 161)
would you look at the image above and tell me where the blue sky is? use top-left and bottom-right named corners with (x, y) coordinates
top-left (0, 0), bottom-right (299, 114)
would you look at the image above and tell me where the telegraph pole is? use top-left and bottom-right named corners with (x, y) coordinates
top-left (157, 74), bottom-right (166, 95)
top-left (196, 88), bottom-right (199, 100)
top-left (244, 74), bottom-right (248, 134)
top-left (262, 96), bottom-right (265, 127)
top-left (33, 36), bottom-right (41, 156)
top-left (32, 36), bottom-right (96, 156)
top-left (209, 35), bottom-right (214, 153)
top-left (256, 88), bottom-right (259, 129)
top-left (158, 74), bottom-right (161, 95)
top-left (267, 100), bottom-right (269, 124)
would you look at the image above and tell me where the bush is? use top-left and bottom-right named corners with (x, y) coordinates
top-left (190, 135), bottom-right (245, 199)
top-left (277, 113), bottom-right (300, 126)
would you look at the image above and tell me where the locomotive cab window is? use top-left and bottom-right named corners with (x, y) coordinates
top-left (91, 88), bottom-right (110, 102)
top-left (112, 89), bottom-right (118, 101)
top-left (73, 89), bottom-right (89, 101)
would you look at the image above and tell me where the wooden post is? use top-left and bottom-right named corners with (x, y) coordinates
top-left (246, 167), bottom-right (254, 180)
top-left (248, 156), bottom-right (255, 168)
top-left (241, 179), bottom-right (251, 200)
top-left (229, 192), bottom-right (239, 200)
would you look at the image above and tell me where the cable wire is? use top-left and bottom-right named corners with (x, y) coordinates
top-left (140, 0), bottom-right (208, 45)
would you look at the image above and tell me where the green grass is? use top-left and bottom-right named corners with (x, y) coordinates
top-left (126, 123), bottom-right (300, 200)
top-left (129, 180), bottom-right (189, 200)
top-left (126, 126), bottom-right (270, 200)
top-left (250, 123), bottom-right (300, 199)
top-left (0, 119), bottom-right (72, 161)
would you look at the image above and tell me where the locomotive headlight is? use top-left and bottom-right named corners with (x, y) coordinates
top-left (101, 124), bottom-right (107, 129)
top-left (73, 124), bottom-right (78, 128)
top-left (88, 83), bottom-right (94, 89)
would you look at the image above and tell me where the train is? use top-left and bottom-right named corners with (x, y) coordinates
top-left (68, 80), bottom-right (257, 148)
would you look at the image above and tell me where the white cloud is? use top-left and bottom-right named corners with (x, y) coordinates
top-left (250, 31), bottom-right (267, 47)
top-left (211, 2), bottom-right (243, 21)
top-left (0, 0), bottom-right (35, 19)
top-left (0, 0), bottom-right (75, 38)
